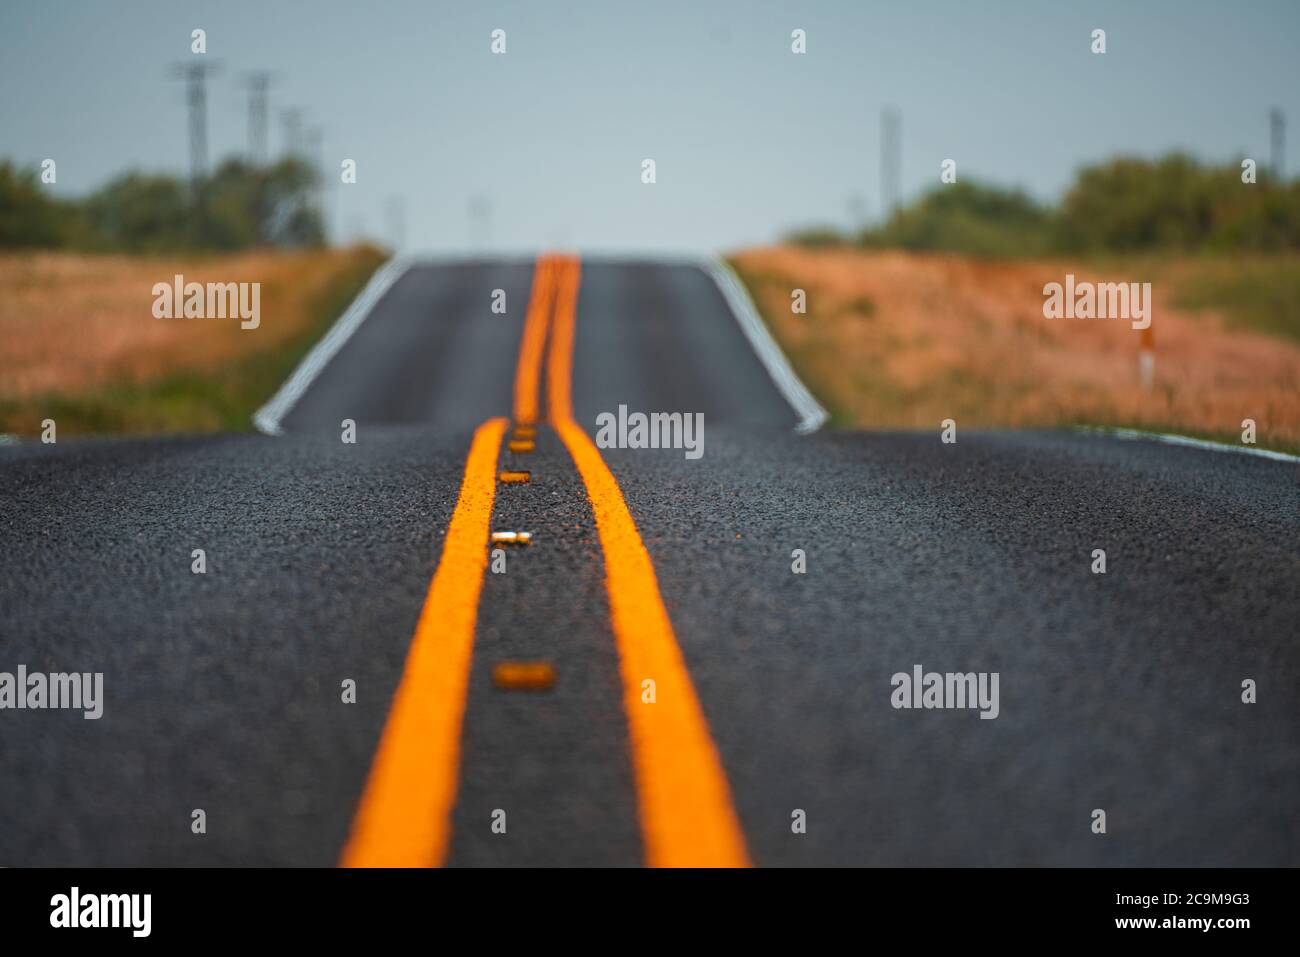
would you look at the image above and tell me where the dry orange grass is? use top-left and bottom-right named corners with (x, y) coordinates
top-left (0, 248), bottom-right (375, 399)
top-left (733, 246), bottom-right (1300, 448)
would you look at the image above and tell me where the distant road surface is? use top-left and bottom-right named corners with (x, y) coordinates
top-left (2, 255), bottom-right (1297, 866)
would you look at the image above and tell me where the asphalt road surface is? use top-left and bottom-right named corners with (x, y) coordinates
top-left (2, 256), bottom-right (1297, 867)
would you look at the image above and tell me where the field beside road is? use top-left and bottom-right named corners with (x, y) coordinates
top-left (0, 245), bottom-right (385, 436)
top-left (731, 246), bottom-right (1300, 451)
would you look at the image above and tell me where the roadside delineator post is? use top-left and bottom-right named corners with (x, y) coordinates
top-left (1139, 324), bottom-right (1155, 389)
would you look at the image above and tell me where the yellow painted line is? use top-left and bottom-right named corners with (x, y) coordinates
top-left (507, 438), bottom-right (535, 454)
top-left (547, 256), bottom-right (751, 867)
top-left (499, 469), bottom-right (531, 484)
top-left (513, 256), bottom-right (557, 426)
top-left (340, 417), bottom-right (508, 868)
top-left (545, 254), bottom-right (579, 422)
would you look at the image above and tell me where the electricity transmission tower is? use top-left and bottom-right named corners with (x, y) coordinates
top-left (281, 108), bottom-right (304, 160)
top-left (1270, 108), bottom-right (1286, 180)
top-left (169, 60), bottom-right (221, 239)
top-left (468, 195), bottom-right (492, 248)
top-left (880, 108), bottom-right (902, 221)
top-left (385, 197), bottom-right (406, 252)
top-left (242, 71), bottom-right (274, 166)
top-left (304, 125), bottom-right (327, 241)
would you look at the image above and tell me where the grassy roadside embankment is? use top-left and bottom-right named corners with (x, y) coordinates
top-left (731, 246), bottom-right (1300, 454)
top-left (0, 245), bottom-right (386, 436)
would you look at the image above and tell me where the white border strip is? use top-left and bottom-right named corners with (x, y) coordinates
top-left (700, 256), bottom-right (829, 434)
top-left (1080, 426), bottom-right (1300, 464)
top-left (252, 255), bottom-right (412, 435)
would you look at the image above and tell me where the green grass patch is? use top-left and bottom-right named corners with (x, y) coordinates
top-left (1171, 258), bottom-right (1300, 343)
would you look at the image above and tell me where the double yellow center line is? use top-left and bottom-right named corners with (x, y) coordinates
top-left (342, 254), bottom-right (749, 868)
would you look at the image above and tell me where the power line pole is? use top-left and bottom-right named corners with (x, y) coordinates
top-left (302, 125), bottom-right (323, 184)
top-left (242, 71), bottom-right (273, 166)
top-left (1270, 108), bottom-right (1285, 179)
top-left (280, 108), bottom-right (304, 160)
top-left (846, 192), bottom-right (868, 236)
top-left (468, 194), bottom-right (491, 248)
top-left (170, 61), bottom-right (221, 193)
top-left (880, 108), bottom-right (902, 221)
top-left (169, 61), bottom-right (221, 240)
top-left (385, 197), bottom-right (406, 252)
top-left (304, 125), bottom-right (326, 242)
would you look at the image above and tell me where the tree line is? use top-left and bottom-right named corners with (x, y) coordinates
top-left (0, 157), bottom-right (324, 252)
top-left (790, 154), bottom-right (1300, 256)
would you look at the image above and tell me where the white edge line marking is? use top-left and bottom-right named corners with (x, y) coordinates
top-left (699, 255), bottom-right (829, 435)
top-left (1078, 426), bottom-right (1300, 464)
top-left (252, 255), bottom-right (413, 435)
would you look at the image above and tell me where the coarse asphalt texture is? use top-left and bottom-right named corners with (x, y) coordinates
top-left (1, 257), bottom-right (1297, 866)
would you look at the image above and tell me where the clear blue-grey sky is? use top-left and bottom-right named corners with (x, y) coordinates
top-left (2, 0), bottom-right (1296, 253)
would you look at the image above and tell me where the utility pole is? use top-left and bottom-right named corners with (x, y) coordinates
top-left (169, 61), bottom-right (221, 240)
top-left (281, 108), bottom-right (304, 160)
top-left (846, 192), bottom-right (868, 236)
top-left (242, 71), bottom-right (273, 166)
top-left (880, 108), bottom-right (902, 221)
top-left (385, 197), bottom-right (406, 252)
top-left (305, 127), bottom-right (323, 175)
top-left (304, 125), bottom-right (326, 242)
top-left (347, 213), bottom-right (366, 246)
top-left (468, 194), bottom-right (491, 248)
top-left (1270, 108), bottom-right (1285, 180)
